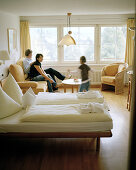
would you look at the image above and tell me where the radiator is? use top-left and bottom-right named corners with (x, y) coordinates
top-left (90, 71), bottom-right (101, 85)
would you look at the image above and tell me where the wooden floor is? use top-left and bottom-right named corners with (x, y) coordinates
top-left (0, 87), bottom-right (130, 170)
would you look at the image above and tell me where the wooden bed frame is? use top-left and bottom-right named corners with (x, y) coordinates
top-left (0, 131), bottom-right (112, 152)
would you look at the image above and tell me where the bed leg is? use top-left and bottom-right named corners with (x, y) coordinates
top-left (96, 137), bottom-right (100, 152)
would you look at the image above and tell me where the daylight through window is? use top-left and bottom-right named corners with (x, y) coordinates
top-left (30, 27), bottom-right (57, 61)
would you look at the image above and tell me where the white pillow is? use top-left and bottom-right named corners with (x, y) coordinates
top-left (2, 73), bottom-right (23, 105)
top-left (22, 88), bottom-right (36, 108)
top-left (0, 87), bottom-right (22, 119)
top-left (26, 87), bottom-right (36, 97)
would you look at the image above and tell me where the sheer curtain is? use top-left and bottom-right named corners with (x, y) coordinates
top-left (125, 18), bottom-right (135, 66)
top-left (20, 21), bottom-right (31, 58)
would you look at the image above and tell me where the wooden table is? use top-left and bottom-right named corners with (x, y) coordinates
top-left (62, 79), bottom-right (81, 93)
top-left (127, 71), bottom-right (133, 111)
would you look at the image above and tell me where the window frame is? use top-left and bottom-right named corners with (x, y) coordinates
top-left (29, 24), bottom-right (127, 66)
top-left (62, 25), bottom-right (96, 64)
top-left (99, 24), bottom-right (127, 64)
top-left (29, 25), bottom-right (59, 64)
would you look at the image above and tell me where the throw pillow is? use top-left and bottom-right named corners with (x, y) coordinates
top-left (22, 88), bottom-right (36, 108)
top-left (2, 73), bottom-right (23, 105)
top-left (0, 87), bottom-right (22, 119)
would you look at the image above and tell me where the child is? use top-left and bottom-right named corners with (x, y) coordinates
top-left (78, 56), bottom-right (92, 92)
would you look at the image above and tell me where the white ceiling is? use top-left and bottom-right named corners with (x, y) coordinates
top-left (0, 0), bottom-right (135, 16)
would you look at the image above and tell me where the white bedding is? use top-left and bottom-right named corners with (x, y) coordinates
top-left (0, 105), bottom-right (113, 133)
top-left (20, 105), bottom-right (111, 123)
top-left (35, 91), bottom-right (104, 105)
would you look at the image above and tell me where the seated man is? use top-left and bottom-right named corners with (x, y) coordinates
top-left (29, 53), bottom-right (57, 92)
top-left (23, 49), bottom-right (71, 91)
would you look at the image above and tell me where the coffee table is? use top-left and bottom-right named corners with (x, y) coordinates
top-left (62, 79), bottom-right (81, 93)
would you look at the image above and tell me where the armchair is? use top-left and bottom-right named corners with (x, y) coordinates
top-left (101, 63), bottom-right (127, 95)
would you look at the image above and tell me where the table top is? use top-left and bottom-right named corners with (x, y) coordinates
top-left (62, 79), bottom-right (81, 85)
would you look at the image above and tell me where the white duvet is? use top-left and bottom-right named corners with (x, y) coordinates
top-left (35, 91), bottom-right (104, 105)
top-left (20, 104), bottom-right (112, 123)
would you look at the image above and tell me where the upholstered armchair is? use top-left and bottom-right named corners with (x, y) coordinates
top-left (9, 60), bottom-right (47, 94)
top-left (101, 63), bottom-right (127, 95)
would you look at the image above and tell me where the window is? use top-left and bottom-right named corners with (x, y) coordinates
top-left (100, 26), bottom-right (127, 62)
top-left (29, 25), bottom-right (127, 64)
top-left (30, 27), bottom-right (57, 61)
top-left (63, 27), bottom-right (94, 61)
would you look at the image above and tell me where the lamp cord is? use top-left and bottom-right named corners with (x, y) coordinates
top-left (69, 15), bottom-right (71, 31)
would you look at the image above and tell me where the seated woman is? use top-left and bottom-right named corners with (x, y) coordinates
top-left (29, 53), bottom-right (57, 92)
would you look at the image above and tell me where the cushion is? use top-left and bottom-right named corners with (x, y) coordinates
top-left (16, 59), bottom-right (24, 69)
top-left (18, 81), bottom-right (38, 88)
top-left (101, 76), bottom-right (115, 84)
top-left (118, 64), bottom-right (125, 73)
top-left (16, 59), bottom-right (28, 79)
top-left (9, 64), bottom-right (25, 82)
top-left (36, 81), bottom-right (46, 91)
top-left (104, 64), bottom-right (119, 76)
top-left (0, 87), bottom-right (22, 119)
top-left (2, 73), bottom-right (23, 105)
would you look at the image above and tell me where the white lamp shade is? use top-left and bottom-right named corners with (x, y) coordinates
top-left (58, 34), bottom-right (76, 46)
top-left (0, 50), bottom-right (10, 60)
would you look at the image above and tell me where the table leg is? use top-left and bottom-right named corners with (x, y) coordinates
top-left (77, 86), bottom-right (79, 92)
top-left (72, 85), bottom-right (74, 93)
top-left (64, 85), bottom-right (66, 93)
top-left (96, 137), bottom-right (100, 152)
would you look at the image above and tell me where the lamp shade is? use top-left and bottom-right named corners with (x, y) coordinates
top-left (58, 34), bottom-right (76, 46)
top-left (0, 50), bottom-right (10, 60)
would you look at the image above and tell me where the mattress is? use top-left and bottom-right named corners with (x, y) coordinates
top-left (0, 105), bottom-right (113, 133)
top-left (35, 92), bottom-right (104, 105)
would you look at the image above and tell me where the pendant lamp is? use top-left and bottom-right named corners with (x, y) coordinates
top-left (58, 13), bottom-right (76, 46)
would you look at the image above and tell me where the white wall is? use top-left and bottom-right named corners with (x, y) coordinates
top-left (0, 12), bottom-right (20, 80)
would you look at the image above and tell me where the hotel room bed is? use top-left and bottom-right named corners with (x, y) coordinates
top-left (0, 104), bottom-right (113, 151)
top-left (0, 75), bottom-right (113, 152)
